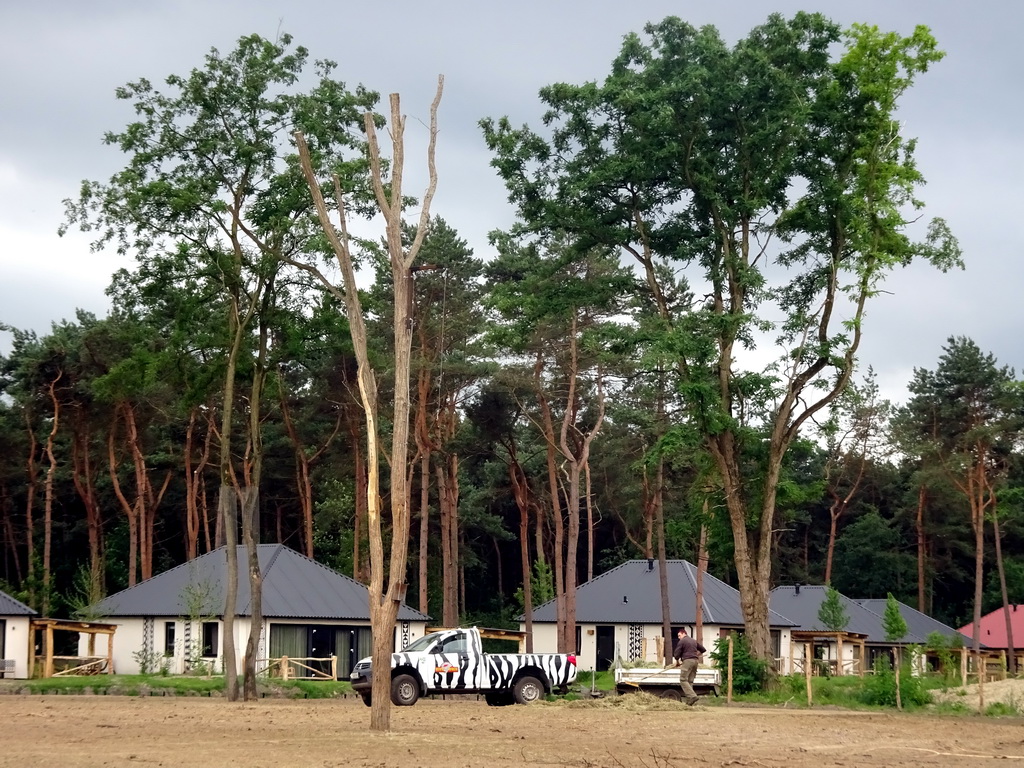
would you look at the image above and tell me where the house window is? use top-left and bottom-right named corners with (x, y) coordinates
top-left (164, 622), bottom-right (176, 656)
top-left (201, 622), bottom-right (219, 658)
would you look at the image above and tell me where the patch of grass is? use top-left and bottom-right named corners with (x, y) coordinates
top-left (12, 674), bottom-right (352, 698)
top-left (277, 679), bottom-right (351, 699)
top-left (984, 701), bottom-right (1022, 717)
top-left (930, 700), bottom-right (973, 715)
top-left (576, 669), bottom-right (616, 692)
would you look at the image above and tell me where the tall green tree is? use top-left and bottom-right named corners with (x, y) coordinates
top-left (818, 586), bottom-right (850, 632)
top-left (482, 13), bottom-right (960, 661)
top-left (62, 32), bottom-right (379, 701)
top-left (883, 592), bottom-right (909, 710)
top-left (899, 337), bottom-right (1024, 657)
top-left (485, 236), bottom-right (632, 652)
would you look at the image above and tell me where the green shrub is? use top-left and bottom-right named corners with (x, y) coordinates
top-left (709, 633), bottom-right (768, 694)
top-left (984, 700), bottom-right (1022, 717)
top-left (860, 657), bottom-right (929, 708)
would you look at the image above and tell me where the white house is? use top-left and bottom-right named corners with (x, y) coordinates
top-left (520, 559), bottom-right (797, 672)
top-left (85, 544), bottom-right (430, 678)
top-left (770, 585), bottom-right (969, 676)
top-left (0, 589), bottom-right (35, 679)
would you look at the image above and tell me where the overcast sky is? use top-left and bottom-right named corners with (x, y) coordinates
top-left (1, 0), bottom-right (1020, 405)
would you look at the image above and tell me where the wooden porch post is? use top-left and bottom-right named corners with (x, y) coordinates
top-left (837, 634), bottom-right (844, 677)
top-left (27, 623), bottom-right (36, 679)
top-left (44, 623), bottom-right (54, 678)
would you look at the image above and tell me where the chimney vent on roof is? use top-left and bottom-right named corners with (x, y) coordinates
top-left (795, 583), bottom-right (801, 595)
top-left (647, 558), bottom-right (654, 571)
top-left (623, 596), bottom-right (628, 604)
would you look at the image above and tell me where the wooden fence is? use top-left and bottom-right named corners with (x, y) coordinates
top-left (255, 656), bottom-right (337, 681)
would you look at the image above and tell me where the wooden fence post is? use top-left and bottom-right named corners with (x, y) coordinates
top-left (727, 634), bottom-right (734, 705)
top-left (805, 643), bottom-right (812, 708)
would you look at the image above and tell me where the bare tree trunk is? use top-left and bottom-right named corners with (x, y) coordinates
top-left (655, 458), bottom-right (671, 665)
top-left (108, 416), bottom-right (139, 588)
top-left (295, 76), bottom-right (442, 732)
top-left (695, 500), bottom-right (709, 649)
top-left (23, 411), bottom-right (37, 608)
top-left (993, 507), bottom-right (1016, 674)
top-left (241, 486), bottom-right (262, 701)
top-left (418, 452), bottom-right (430, 614)
top-left (510, 458), bottom-right (534, 652)
top-left (219, 308), bottom-right (245, 702)
top-left (184, 409), bottom-right (200, 560)
top-left (555, 344), bottom-right (605, 655)
top-left (585, 462), bottom-right (594, 583)
top-left (915, 485), bottom-right (927, 613)
top-left (537, 379), bottom-right (566, 651)
top-left (71, 420), bottom-right (104, 599)
top-left (42, 371), bottom-right (62, 615)
top-left (219, 486), bottom-right (239, 699)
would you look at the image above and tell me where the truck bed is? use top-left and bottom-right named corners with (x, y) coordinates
top-left (614, 666), bottom-right (722, 698)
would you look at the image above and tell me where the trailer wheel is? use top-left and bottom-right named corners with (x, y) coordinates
top-left (360, 693), bottom-right (372, 707)
top-left (658, 688), bottom-right (682, 701)
top-left (390, 674), bottom-right (420, 706)
top-left (513, 675), bottom-right (544, 705)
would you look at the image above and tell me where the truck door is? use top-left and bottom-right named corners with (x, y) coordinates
top-left (436, 633), bottom-right (479, 689)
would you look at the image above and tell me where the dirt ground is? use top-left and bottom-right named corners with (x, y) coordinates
top-left (2, 694), bottom-right (1024, 768)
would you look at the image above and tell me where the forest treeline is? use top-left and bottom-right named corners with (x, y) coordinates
top-left (1, 15), bottom-right (1019, 652)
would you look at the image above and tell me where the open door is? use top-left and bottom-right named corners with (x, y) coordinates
top-left (595, 625), bottom-right (615, 672)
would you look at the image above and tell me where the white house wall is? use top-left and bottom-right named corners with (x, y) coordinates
top-left (523, 622), bottom-right (794, 674)
top-left (81, 617), bottom-right (428, 676)
top-left (1, 616), bottom-right (31, 679)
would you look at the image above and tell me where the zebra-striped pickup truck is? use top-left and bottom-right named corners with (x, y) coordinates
top-left (350, 626), bottom-right (577, 707)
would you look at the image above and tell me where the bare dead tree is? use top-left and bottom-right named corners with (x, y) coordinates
top-left (294, 75), bottom-right (443, 732)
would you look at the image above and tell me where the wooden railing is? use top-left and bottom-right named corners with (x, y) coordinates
top-left (51, 656), bottom-right (110, 676)
top-left (256, 656), bottom-right (337, 681)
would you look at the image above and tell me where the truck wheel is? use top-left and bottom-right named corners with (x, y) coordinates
top-left (390, 674), bottom-right (420, 706)
top-left (513, 675), bottom-right (544, 705)
top-left (360, 693), bottom-right (372, 707)
top-left (658, 688), bottom-right (682, 701)
top-left (485, 691), bottom-right (514, 707)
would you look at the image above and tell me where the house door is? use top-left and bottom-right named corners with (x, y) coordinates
top-left (595, 625), bottom-right (615, 672)
top-left (307, 625), bottom-right (337, 678)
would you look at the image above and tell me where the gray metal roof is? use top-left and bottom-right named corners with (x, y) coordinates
top-left (526, 559), bottom-right (795, 627)
top-left (0, 588), bottom-right (35, 616)
top-left (856, 598), bottom-right (969, 646)
top-left (770, 586), bottom-right (968, 645)
top-left (92, 545), bottom-right (430, 622)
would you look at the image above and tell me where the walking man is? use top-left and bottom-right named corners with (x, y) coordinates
top-left (673, 628), bottom-right (706, 706)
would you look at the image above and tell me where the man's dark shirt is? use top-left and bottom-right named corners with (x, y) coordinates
top-left (673, 635), bottom-right (706, 662)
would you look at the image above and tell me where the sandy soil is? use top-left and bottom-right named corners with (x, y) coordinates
top-left (1, 693), bottom-right (1023, 768)
top-left (931, 676), bottom-right (1024, 712)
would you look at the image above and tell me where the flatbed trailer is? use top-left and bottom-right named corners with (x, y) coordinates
top-left (614, 665), bottom-right (722, 700)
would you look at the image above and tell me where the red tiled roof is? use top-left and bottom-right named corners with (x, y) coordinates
top-left (958, 605), bottom-right (1024, 648)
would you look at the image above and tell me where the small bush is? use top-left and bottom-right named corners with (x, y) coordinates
top-left (860, 658), bottom-right (929, 708)
top-left (709, 633), bottom-right (768, 694)
top-left (984, 700), bottom-right (1021, 717)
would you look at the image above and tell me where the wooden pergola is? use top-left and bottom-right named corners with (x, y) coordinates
top-left (29, 619), bottom-right (117, 678)
top-left (789, 630), bottom-right (868, 677)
